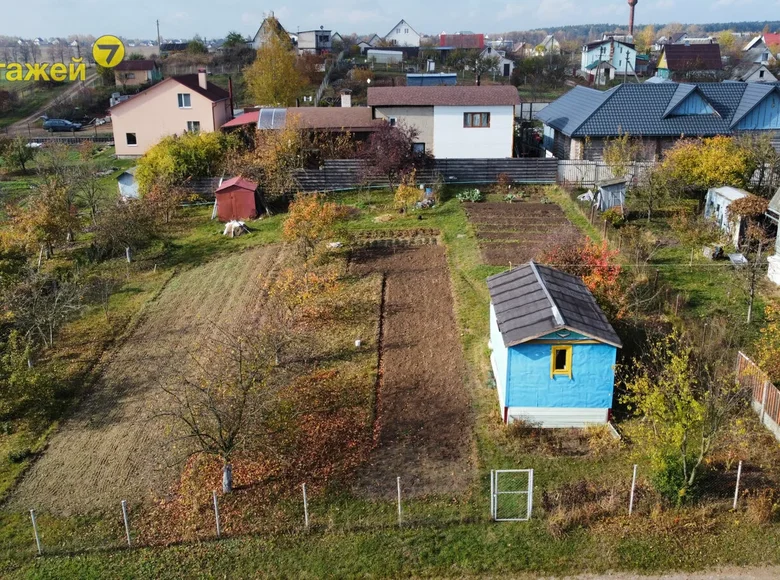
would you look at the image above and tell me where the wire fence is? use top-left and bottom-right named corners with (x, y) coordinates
top-left (14, 455), bottom-right (777, 562)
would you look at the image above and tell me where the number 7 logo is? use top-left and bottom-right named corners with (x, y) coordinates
top-left (93, 35), bottom-right (125, 68)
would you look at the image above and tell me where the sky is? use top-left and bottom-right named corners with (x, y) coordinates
top-left (2, 0), bottom-right (779, 40)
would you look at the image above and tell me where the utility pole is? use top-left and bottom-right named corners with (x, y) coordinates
top-left (156, 19), bottom-right (162, 53)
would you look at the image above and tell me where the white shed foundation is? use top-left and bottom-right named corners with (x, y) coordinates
top-left (507, 407), bottom-right (609, 428)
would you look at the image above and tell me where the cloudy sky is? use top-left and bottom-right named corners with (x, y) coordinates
top-left (3, 0), bottom-right (778, 39)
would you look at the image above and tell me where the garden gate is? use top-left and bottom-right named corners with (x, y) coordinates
top-left (490, 469), bottom-right (534, 521)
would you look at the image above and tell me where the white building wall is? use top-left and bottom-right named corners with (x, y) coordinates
top-left (507, 407), bottom-right (609, 428)
top-left (384, 20), bottom-right (420, 47)
top-left (432, 105), bottom-right (514, 158)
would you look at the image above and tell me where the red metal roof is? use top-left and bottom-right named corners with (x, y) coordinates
top-left (367, 85), bottom-right (521, 107)
top-left (221, 111), bottom-right (260, 128)
top-left (763, 33), bottom-right (780, 47)
top-left (216, 176), bottom-right (258, 192)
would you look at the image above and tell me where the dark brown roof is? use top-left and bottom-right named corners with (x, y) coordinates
top-left (172, 74), bottom-right (230, 102)
top-left (368, 85), bottom-right (521, 107)
top-left (487, 262), bottom-right (622, 348)
top-left (114, 59), bottom-right (157, 71)
top-left (287, 107), bottom-right (381, 131)
top-left (662, 44), bottom-right (723, 71)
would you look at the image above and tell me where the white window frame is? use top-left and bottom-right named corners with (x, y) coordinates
top-left (126, 132), bottom-right (137, 146)
top-left (187, 120), bottom-right (201, 133)
top-left (177, 93), bottom-right (192, 108)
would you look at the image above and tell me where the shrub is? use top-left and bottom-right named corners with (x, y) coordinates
top-left (456, 188), bottom-right (483, 202)
top-left (8, 446), bottom-right (32, 463)
top-left (602, 207), bottom-right (625, 228)
top-left (650, 453), bottom-right (702, 506)
top-left (585, 424), bottom-right (621, 456)
top-left (745, 489), bottom-right (778, 524)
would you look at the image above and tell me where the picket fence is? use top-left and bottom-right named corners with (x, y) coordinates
top-left (735, 352), bottom-right (780, 442)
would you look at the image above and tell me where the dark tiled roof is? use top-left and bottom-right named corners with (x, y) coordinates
top-left (487, 262), bottom-right (622, 348)
top-left (662, 44), bottom-right (723, 71)
top-left (115, 59), bottom-right (156, 71)
top-left (172, 74), bottom-right (229, 102)
top-left (535, 82), bottom-right (780, 138)
top-left (585, 38), bottom-right (635, 51)
top-left (368, 85), bottom-right (521, 107)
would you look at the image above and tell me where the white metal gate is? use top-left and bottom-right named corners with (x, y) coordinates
top-left (490, 469), bottom-right (534, 521)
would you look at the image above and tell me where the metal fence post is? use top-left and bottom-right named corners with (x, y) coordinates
top-left (30, 509), bottom-right (42, 556)
top-left (396, 476), bottom-right (402, 527)
top-left (490, 470), bottom-right (495, 520)
top-left (302, 483), bottom-right (309, 529)
top-left (733, 461), bottom-right (743, 510)
top-left (629, 464), bottom-right (638, 516)
top-left (212, 490), bottom-right (221, 538)
top-left (527, 469), bottom-right (534, 520)
top-left (121, 500), bottom-right (131, 547)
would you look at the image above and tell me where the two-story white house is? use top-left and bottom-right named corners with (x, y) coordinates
top-left (367, 85), bottom-right (520, 158)
top-left (479, 46), bottom-right (515, 77)
top-left (383, 19), bottom-right (420, 47)
top-left (580, 38), bottom-right (637, 85)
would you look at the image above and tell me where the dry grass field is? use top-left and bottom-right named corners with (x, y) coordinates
top-left (8, 245), bottom-right (288, 515)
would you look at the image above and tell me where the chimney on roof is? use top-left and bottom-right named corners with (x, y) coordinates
top-left (198, 68), bottom-right (207, 90)
top-left (340, 89), bottom-right (352, 107)
top-left (627, 0), bottom-right (638, 37)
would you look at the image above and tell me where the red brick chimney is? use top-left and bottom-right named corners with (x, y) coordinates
top-left (628, 0), bottom-right (638, 36)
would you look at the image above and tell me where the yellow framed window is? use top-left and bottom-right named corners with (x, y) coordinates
top-left (550, 345), bottom-right (572, 379)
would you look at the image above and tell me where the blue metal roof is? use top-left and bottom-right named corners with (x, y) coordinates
top-left (535, 82), bottom-right (780, 138)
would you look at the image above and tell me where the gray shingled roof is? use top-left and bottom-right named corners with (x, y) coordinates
top-left (536, 82), bottom-right (780, 138)
top-left (487, 262), bottom-right (622, 349)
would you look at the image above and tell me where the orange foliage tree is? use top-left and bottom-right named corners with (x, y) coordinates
top-left (282, 192), bottom-right (340, 257)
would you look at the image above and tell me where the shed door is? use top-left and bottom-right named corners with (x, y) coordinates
top-left (503, 63), bottom-right (510, 77)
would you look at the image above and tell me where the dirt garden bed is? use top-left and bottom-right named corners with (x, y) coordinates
top-left (350, 245), bottom-right (474, 498)
top-left (464, 202), bottom-right (580, 266)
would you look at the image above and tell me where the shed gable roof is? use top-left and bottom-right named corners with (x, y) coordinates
top-left (487, 262), bottom-right (622, 348)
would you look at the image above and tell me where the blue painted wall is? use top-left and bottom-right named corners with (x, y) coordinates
top-left (671, 92), bottom-right (715, 116)
top-left (506, 342), bottom-right (617, 409)
top-left (735, 92), bottom-right (780, 130)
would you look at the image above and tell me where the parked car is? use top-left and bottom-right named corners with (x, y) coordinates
top-left (43, 118), bottom-right (82, 132)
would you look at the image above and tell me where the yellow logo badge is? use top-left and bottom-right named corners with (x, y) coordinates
top-left (93, 35), bottom-right (125, 68)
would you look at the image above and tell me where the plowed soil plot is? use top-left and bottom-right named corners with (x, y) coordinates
top-left (350, 245), bottom-right (473, 497)
top-left (464, 202), bottom-right (580, 266)
top-left (7, 246), bottom-right (287, 516)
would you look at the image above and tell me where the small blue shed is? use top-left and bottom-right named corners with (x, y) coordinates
top-left (487, 261), bottom-right (622, 427)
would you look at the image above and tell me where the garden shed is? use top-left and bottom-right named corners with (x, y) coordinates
top-left (487, 261), bottom-right (622, 428)
top-left (594, 177), bottom-right (627, 212)
top-left (214, 177), bottom-right (260, 222)
top-left (704, 186), bottom-right (748, 246)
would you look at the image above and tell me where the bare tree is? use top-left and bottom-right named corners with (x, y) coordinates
top-left (74, 161), bottom-right (109, 224)
top-left (158, 330), bottom-right (280, 493)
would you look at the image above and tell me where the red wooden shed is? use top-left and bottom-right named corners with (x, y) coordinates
top-left (215, 176), bottom-right (259, 222)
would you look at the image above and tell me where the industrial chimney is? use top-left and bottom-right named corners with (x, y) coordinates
top-left (628, 0), bottom-right (638, 37)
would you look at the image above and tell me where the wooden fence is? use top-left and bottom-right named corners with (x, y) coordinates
top-left (557, 160), bottom-right (656, 188)
top-left (736, 352), bottom-right (780, 442)
top-left (294, 158), bottom-right (559, 192)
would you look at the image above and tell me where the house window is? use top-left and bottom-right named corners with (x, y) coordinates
top-left (412, 142), bottom-right (425, 154)
top-left (404, 28), bottom-right (409, 34)
top-left (388, 117), bottom-right (397, 127)
top-left (187, 121), bottom-right (201, 132)
top-left (126, 132), bottom-right (137, 146)
top-left (760, 70), bottom-right (765, 78)
top-left (551, 345), bottom-right (572, 378)
top-left (463, 112), bottom-right (490, 128)
top-left (177, 93), bottom-right (191, 108)
top-left (125, 72), bottom-right (135, 79)
top-left (396, 28), bottom-right (401, 33)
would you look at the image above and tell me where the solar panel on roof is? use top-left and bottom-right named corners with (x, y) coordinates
top-left (258, 108), bottom-right (287, 130)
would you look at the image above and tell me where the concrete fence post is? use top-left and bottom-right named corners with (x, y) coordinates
top-left (302, 483), bottom-right (309, 529)
top-left (490, 470), bottom-right (495, 520)
top-left (628, 464), bottom-right (638, 516)
top-left (396, 476), bottom-right (402, 527)
top-left (30, 509), bottom-right (42, 556)
top-left (121, 500), bottom-right (131, 547)
top-left (212, 490), bottom-right (221, 538)
top-left (733, 461), bottom-right (743, 510)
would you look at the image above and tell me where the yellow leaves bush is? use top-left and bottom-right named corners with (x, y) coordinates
top-left (282, 193), bottom-right (340, 257)
top-left (660, 136), bottom-right (756, 193)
